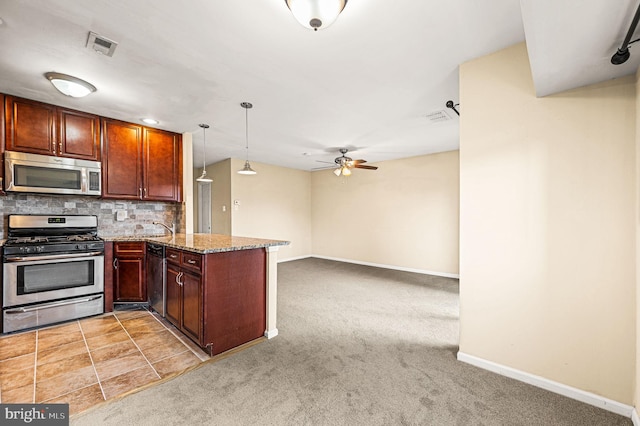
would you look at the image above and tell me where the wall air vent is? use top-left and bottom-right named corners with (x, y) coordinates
top-left (425, 109), bottom-right (452, 123)
top-left (86, 31), bottom-right (118, 57)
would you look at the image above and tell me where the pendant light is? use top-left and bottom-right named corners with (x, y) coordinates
top-left (238, 102), bottom-right (257, 175)
top-left (285, 0), bottom-right (348, 31)
top-left (196, 123), bottom-right (213, 182)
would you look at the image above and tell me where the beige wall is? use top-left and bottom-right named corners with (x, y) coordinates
top-left (311, 151), bottom-right (460, 276)
top-left (636, 67), bottom-right (640, 411)
top-left (229, 158), bottom-right (312, 261)
top-left (210, 159), bottom-right (232, 235)
top-left (459, 42), bottom-right (636, 404)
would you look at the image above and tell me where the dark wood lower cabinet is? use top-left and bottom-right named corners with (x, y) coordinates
top-left (113, 242), bottom-right (146, 303)
top-left (166, 262), bottom-right (202, 344)
top-left (202, 249), bottom-right (266, 356)
top-left (165, 247), bottom-right (266, 355)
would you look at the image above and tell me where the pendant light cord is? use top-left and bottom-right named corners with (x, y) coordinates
top-left (245, 105), bottom-right (250, 161)
top-left (203, 127), bottom-right (207, 171)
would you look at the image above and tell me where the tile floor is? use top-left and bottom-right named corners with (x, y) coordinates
top-left (0, 309), bottom-right (209, 416)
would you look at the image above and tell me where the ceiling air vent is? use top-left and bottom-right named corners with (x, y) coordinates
top-left (86, 31), bottom-right (118, 57)
top-left (425, 109), bottom-right (452, 123)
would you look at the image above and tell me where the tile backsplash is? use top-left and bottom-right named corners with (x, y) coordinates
top-left (0, 193), bottom-right (183, 239)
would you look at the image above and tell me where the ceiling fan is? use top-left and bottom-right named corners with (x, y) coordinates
top-left (316, 148), bottom-right (379, 176)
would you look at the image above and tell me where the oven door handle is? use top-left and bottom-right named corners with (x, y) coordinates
top-left (4, 295), bottom-right (103, 314)
top-left (4, 251), bottom-right (104, 262)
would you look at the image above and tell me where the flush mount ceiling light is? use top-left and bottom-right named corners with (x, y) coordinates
top-left (238, 102), bottom-right (257, 175)
top-left (285, 0), bottom-right (348, 31)
top-left (44, 72), bottom-right (96, 98)
top-left (196, 123), bottom-right (213, 182)
top-left (141, 118), bottom-right (159, 125)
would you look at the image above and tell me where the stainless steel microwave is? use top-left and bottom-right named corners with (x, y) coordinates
top-left (4, 150), bottom-right (101, 196)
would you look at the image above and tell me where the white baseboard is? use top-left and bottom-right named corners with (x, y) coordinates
top-left (278, 255), bottom-right (312, 263)
top-left (264, 328), bottom-right (278, 339)
top-left (457, 352), bottom-right (634, 418)
top-left (311, 255), bottom-right (460, 279)
top-left (632, 408), bottom-right (639, 425)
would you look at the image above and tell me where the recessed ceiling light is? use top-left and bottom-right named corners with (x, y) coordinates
top-left (141, 118), bottom-right (159, 125)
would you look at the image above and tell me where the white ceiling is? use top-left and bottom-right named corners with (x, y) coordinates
top-left (0, 1), bottom-right (637, 171)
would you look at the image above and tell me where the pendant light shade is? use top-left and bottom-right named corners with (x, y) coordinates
top-left (196, 123), bottom-right (213, 182)
top-left (45, 72), bottom-right (96, 98)
top-left (238, 102), bottom-right (257, 175)
top-left (239, 160), bottom-right (256, 175)
top-left (285, 0), bottom-right (348, 31)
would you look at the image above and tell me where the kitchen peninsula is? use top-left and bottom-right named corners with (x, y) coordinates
top-left (103, 233), bottom-right (289, 356)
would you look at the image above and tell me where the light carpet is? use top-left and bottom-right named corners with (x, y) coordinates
top-left (71, 258), bottom-right (631, 425)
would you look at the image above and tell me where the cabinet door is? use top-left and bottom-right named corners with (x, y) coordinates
top-left (0, 94), bottom-right (5, 193)
top-left (181, 271), bottom-right (202, 343)
top-left (5, 96), bottom-right (56, 155)
top-left (165, 264), bottom-right (182, 329)
top-left (115, 257), bottom-right (147, 302)
top-left (114, 257), bottom-right (146, 302)
top-left (101, 119), bottom-right (143, 199)
top-left (142, 128), bottom-right (182, 202)
top-left (58, 108), bottom-right (100, 160)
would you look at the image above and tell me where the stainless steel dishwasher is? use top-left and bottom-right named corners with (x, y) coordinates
top-left (146, 243), bottom-right (166, 317)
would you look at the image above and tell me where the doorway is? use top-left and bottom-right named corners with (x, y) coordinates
top-left (197, 181), bottom-right (212, 233)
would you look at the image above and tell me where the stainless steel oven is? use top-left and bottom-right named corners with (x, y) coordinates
top-left (2, 215), bottom-right (105, 333)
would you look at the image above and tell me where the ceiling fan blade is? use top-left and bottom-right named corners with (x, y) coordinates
top-left (315, 160), bottom-right (335, 165)
top-left (354, 165), bottom-right (378, 170)
top-left (352, 159), bottom-right (367, 164)
top-left (312, 165), bottom-right (337, 171)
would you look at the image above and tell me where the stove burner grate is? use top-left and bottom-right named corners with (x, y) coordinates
top-left (12, 236), bottom-right (49, 244)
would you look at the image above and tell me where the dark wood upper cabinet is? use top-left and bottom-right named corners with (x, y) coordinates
top-left (143, 128), bottom-right (182, 202)
top-left (5, 95), bottom-right (100, 160)
top-left (101, 118), bottom-right (143, 200)
top-left (58, 108), bottom-right (100, 160)
top-left (101, 118), bottom-right (182, 202)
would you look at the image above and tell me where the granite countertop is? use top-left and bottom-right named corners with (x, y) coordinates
top-left (101, 233), bottom-right (290, 254)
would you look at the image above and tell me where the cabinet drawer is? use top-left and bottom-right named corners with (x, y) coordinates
top-left (114, 241), bottom-right (145, 255)
top-left (166, 248), bottom-right (181, 264)
top-left (181, 252), bottom-right (203, 273)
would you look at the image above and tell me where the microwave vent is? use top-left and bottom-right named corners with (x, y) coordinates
top-left (86, 31), bottom-right (118, 57)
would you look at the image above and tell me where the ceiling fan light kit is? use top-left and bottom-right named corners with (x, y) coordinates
top-left (285, 0), bottom-right (348, 31)
top-left (196, 123), bottom-right (213, 182)
top-left (320, 148), bottom-right (378, 177)
top-left (238, 102), bottom-right (257, 175)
